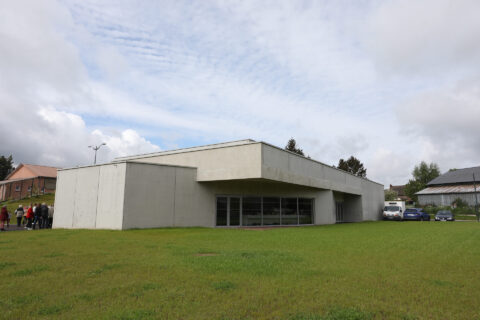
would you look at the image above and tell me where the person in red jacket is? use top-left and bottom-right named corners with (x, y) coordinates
top-left (25, 204), bottom-right (34, 230)
top-left (0, 206), bottom-right (9, 231)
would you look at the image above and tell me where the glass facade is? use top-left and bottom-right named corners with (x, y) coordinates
top-left (216, 197), bottom-right (228, 226)
top-left (263, 197), bottom-right (281, 225)
top-left (216, 196), bottom-right (314, 226)
top-left (242, 197), bottom-right (262, 226)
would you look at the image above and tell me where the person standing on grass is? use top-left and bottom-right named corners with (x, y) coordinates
top-left (40, 203), bottom-right (49, 229)
top-left (0, 206), bottom-right (9, 231)
top-left (48, 204), bottom-right (54, 228)
top-left (32, 203), bottom-right (42, 230)
top-left (26, 204), bottom-right (34, 230)
top-left (15, 205), bottom-right (24, 227)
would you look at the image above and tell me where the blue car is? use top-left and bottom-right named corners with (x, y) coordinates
top-left (403, 208), bottom-right (431, 221)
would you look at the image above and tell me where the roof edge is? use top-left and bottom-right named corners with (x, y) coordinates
top-left (115, 139), bottom-right (256, 161)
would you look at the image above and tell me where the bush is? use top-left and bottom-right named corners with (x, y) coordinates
top-left (422, 204), bottom-right (476, 216)
top-left (452, 198), bottom-right (469, 208)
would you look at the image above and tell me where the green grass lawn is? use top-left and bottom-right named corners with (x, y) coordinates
top-left (1, 222), bottom-right (479, 320)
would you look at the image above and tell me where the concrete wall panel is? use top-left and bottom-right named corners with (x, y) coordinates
top-left (123, 163), bottom-right (176, 229)
top-left (130, 144), bottom-right (262, 181)
top-left (174, 169), bottom-right (213, 227)
top-left (315, 190), bottom-right (335, 224)
top-left (53, 169), bottom-right (77, 228)
top-left (95, 163), bottom-right (126, 229)
top-left (72, 166), bottom-right (100, 229)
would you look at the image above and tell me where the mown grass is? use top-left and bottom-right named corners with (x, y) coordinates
top-left (1, 221), bottom-right (479, 319)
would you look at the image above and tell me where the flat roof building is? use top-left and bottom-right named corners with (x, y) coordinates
top-left (53, 140), bottom-right (384, 229)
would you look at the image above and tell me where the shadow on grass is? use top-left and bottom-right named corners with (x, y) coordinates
top-left (37, 303), bottom-right (71, 316)
top-left (0, 262), bottom-right (16, 270)
top-left (88, 264), bottom-right (122, 276)
top-left (14, 265), bottom-right (49, 277)
top-left (212, 280), bottom-right (236, 291)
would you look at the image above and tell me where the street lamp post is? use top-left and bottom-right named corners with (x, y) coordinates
top-left (88, 143), bottom-right (106, 165)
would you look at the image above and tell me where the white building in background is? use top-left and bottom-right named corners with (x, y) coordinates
top-left (53, 140), bottom-right (384, 230)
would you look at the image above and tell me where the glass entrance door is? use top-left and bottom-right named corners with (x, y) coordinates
top-left (216, 196), bottom-right (241, 226)
top-left (229, 197), bottom-right (241, 226)
top-left (335, 202), bottom-right (344, 223)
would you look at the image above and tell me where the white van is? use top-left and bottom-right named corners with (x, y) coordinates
top-left (383, 201), bottom-right (405, 220)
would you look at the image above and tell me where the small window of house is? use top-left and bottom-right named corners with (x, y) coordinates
top-left (15, 185), bottom-right (20, 191)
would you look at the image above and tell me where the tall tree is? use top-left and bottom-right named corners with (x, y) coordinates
top-left (405, 161), bottom-right (440, 202)
top-left (412, 161), bottom-right (440, 185)
top-left (0, 155), bottom-right (14, 180)
top-left (337, 156), bottom-right (367, 178)
top-left (285, 138), bottom-right (305, 156)
top-left (384, 189), bottom-right (398, 201)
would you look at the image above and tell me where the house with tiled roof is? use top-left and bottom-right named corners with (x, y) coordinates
top-left (0, 164), bottom-right (59, 201)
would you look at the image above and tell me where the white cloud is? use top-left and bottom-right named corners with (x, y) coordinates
top-left (1, 0), bottom-right (479, 187)
top-left (396, 79), bottom-right (480, 172)
top-left (366, 0), bottom-right (480, 77)
top-left (0, 0), bottom-right (159, 167)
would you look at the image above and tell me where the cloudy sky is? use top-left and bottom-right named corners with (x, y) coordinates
top-left (1, 0), bottom-right (479, 186)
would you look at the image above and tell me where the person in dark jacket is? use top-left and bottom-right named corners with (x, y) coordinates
top-left (15, 205), bottom-right (24, 227)
top-left (40, 203), bottom-right (49, 229)
top-left (32, 203), bottom-right (42, 230)
top-left (0, 206), bottom-right (9, 231)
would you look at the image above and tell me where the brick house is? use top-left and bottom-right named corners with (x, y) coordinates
top-left (0, 164), bottom-right (58, 201)
top-left (389, 184), bottom-right (413, 203)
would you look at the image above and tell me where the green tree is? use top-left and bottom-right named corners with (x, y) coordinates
top-left (412, 161), bottom-right (440, 185)
top-left (405, 161), bottom-right (440, 202)
top-left (384, 189), bottom-right (398, 201)
top-left (337, 156), bottom-right (367, 178)
top-left (285, 138), bottom-right (305, 156)
top-left (0, 155), bottom-right (14, 180)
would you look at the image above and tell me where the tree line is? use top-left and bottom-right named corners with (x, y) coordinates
top-left (285, 138), bottom-right (367, 178)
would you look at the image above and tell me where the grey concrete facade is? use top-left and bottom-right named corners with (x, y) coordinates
top-left (54, 140), bottom-right (384, 229)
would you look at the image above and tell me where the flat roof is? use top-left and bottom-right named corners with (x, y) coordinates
top-left (58, 161), bottom-right (196, 172)
top-left (115, 139), bottom-right (256, 161)
top-left (114, 139), bottom-right (383, 186)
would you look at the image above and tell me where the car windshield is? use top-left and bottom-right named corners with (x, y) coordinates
top-left (437, 211), bottom-right (452, 215)
top-left (384, 206), bottom-right (400, 212)
top-left (405, 209), bottom-right (417, 213)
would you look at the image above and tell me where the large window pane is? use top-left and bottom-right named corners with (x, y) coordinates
top-left (242, 197), bottom-right (262, 226)
top-left (263, 197), bottom-right (280, 225)
top-left (230, 197), bottom-right (241, 226)
top-left (299, 198), bottom-right (313, 224)
top-left (216, 197), bottom-right (227, 226)
top-left (281, 198), bottom-right (298, 225)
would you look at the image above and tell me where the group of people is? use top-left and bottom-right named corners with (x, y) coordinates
top-left (0, 203), bottom-right (54, 231)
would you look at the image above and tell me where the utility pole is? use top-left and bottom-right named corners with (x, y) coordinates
top-left (473, 173), bottom-right (479, 222)
top-left (88, 143), bottom-right (107, 165)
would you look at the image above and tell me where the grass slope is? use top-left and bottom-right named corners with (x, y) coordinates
top-left (1, 222), bottom-right (479, 319)
top-left (0, 193), bottom-right (55, 213)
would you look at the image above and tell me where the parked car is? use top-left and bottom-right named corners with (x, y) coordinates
top-left (435, 210), bottom-right (455, 221)
top-left (403, 208), bottom-right (430, 221)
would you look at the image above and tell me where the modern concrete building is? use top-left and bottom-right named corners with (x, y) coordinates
top-left (53, 140), bottom-right (384, 230)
